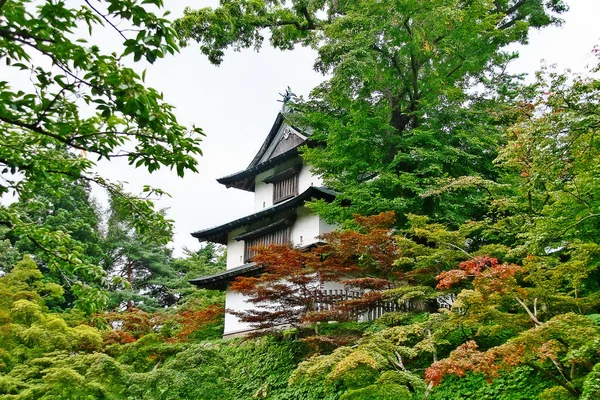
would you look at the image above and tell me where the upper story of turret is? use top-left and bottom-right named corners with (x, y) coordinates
top-left (216, 111), bottom-right (323, 211)
top-left (190, 109), bottom-right (335, 273)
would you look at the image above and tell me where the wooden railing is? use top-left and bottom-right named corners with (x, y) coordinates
top-left (314, 289), bottom-right (452, 322)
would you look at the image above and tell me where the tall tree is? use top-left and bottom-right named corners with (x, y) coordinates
top-left (3, 176), bottom-right (106, 308)
top-left (0, 0), bottom-right (204, 311)
top-left (103, 198), bottom-right (227, 310)
top-left (424, 55), bottom-right (600, 398)
top-left (176, 0), bottom-right (566, 226)
top-left (104, 195), bottom-right (176, 310)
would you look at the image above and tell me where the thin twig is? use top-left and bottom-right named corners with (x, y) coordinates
top-left (84, 0), bottom-right (127, 40)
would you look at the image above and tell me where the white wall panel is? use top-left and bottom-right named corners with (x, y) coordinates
top-left (253, 170), bottom-right (273, 211)
top-left (226, 229), bottom-right (246, 269)
top-left (224, 290), bottom-right (253, 336)
top-left (291, 207), bottom-right (320, 247)
top-left (298, 163), bottom-right (322, 192)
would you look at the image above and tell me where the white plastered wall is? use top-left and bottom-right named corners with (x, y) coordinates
top-left (298, 162), bottom-right (323, 191)
top-left (226, 228), bottom-right (246, 270)
top-left (291, 206), bottom-right (321, 247)
top-left (253, 169), bottom-right (273, 211)
top-left (224, 289), bottom-right (254, 336)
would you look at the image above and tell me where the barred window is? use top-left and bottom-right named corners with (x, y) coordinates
top-left (244, 227), bottom-right (291, 262)
top-left (273, 173), bottom-right (298, 203)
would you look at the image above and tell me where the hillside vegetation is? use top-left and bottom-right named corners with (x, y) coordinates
top-left (1, 0), bottom-right (599, 399)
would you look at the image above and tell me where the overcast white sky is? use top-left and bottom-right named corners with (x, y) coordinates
top-left (82, 1), bottom-right (600, 255)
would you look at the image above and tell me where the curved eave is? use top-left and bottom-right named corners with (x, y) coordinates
top-left (191, 186), bottom-right (336, 244)
top-left (189, 263), bottom-right (263, 290)
top-left (216, 147), bottom-right (300, 192)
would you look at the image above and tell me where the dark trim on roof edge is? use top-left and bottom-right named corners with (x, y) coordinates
top-left (247, 113), bottom-right (286, 169)
top-left (191, 186), bottom-right (336, 244)
top-left (189, 263), bottom-right (263, 290)
top-left (216, 147), bottom-right (300, 191)
top-left (215, 112), bottom-right (287, 192)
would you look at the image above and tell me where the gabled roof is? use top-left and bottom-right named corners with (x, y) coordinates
top-left (216, 112), bottom-right (309, 191)
top-left (191, 186), bottom-right (336, 244)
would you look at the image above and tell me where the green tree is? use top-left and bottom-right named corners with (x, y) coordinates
top-left (0, 256), bottom-right (101, 371)
top-left (103, 199), bottom-right (226, 310)
top-left (0, 0), bottom-right (204, 312)
top-left (103, 195), bottom-right (177, 310)
top-left (169, 243), bottom-right (226, 299)
top-left (176, 0), bottom-right (566, 226)
top-left (424, 53), bottom-right (600, 399)
top-left (2, 177), bottom-right (107, 307)
top-left (0, 229), bottom-right (19, 274)
top-left (493, 54), bottom-right (600, 254)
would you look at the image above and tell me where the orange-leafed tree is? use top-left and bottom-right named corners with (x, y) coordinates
top-left (229, 212), bottom-right (403, 331)
top-left (171, 303), bottom-right (224, 342)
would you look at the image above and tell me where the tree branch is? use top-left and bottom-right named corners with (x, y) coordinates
top-left (84, 0), bottom-right (127, 40)
top-left (556, 213), bottom-right (600, 239)
top-left (503, 0), bottom-right (529, 17)
top-left (0, 115), bottom-right (90, 153)
top-left (524, 362), bottom-right (581, 397)
top-left (36, 83), bottom-right (77, 125)
top-left (299, 6), bottom-right (316, 29)
top-left (440, 242), bottom-right (474, 259)
top-left (0, 26), bottom-right (57, 44)
top-left (513, 295), bottom-right (542, 326)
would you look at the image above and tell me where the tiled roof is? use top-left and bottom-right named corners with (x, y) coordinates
top-left (191, 186), bottom-right (336, 244)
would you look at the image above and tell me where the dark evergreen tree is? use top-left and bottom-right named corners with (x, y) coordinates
top-left (104, 195), bottom-right (176, 310)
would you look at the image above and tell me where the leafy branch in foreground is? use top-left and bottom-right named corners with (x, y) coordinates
top-left (0, 0), bottom-right (204, 311)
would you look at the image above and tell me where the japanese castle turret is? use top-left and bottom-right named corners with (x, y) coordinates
top-left (190, 107), bottom-right (337, 338)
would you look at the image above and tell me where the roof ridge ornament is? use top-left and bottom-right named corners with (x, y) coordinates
top-left (277, 86), bottom-right (296, 112)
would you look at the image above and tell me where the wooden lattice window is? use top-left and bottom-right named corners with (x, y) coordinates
top-left (244, 226), bottom-right (291, 262)
top-left (265, 166), bottom-right (301, 204)
top-left (273, 174), bottom-right (298, 203)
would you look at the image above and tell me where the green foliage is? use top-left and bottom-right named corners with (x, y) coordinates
top-left (429, 366), bottom-right (554, 400)
top-left (1, 1), bottom-right (599, 399)
top-left (125, 337), bottom-right (312, 400)
top-left (1, 352), bottom-right (130, 399)
top-left (581, 363), bottom-right (600, 400)
top-left (0, 0), bottom-right (204, 310)
top-left (289, 317), bottom-right (438, 399)
top-left (0, 233), bottom-right (20, 274)
top-left (177, 0), bottom-right (566, 227)
top-left (0, 257), bottom-right (104, 377)
top-left (167, 244), bottom-right (226, 299)
top-left (104, 195), bottom-right (178, 310)
top-left (3, 178), bottom-right (106, 308)
top-left (341, 384), bottom-right (412, 400)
